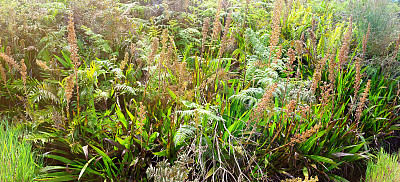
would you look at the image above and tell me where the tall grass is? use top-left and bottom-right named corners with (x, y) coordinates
top-left (0, 121), bottom-right (41, 181)
top-left (365, 149), bottom-right (400, 182)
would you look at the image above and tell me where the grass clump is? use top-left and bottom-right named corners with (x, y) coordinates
top-left (0, 121), bottom-right (41, 181)
top-left (365, 149), bottom-right (400, 182)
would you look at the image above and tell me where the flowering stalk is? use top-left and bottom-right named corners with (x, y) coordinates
top-left (67, 13), bottom-right (81, 114)
top-left (338, 18), bottom-right (352, 68)
top-left (355, 80), bottom-right (371, 124)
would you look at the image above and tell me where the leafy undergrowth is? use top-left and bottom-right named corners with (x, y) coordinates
top-left (0, 0), bottom-right (399, 181)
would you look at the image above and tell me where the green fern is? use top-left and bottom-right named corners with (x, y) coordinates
top-left (244, 28), bottom-right (285, 86)
top-left (177, 100), bottom-right (224, 123)
top-left (114, 83), bottom-right (138, 96)
top-left (94, 89), bottom-right (110, 103)
top-left (29, 83), bottom-right (60, 105)
top-left (173, 124), bottom-right (196, 147)
top-left (229, 87), bottom-right (264, 108)
top-left (81, 25), bottom-right (112, 55)
top-left (177, 28), bottom-right (201, 50)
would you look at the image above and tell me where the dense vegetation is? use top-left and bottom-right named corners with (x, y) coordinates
top-left (0, 0), bottom-right (399, 181)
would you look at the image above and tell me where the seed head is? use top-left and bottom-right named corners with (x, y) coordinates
top-left (167, 35), bottom-right (176, 61)
top-left (211, 17), bottom-right (222, 45)
top-left (362, 24), bottom-right (370, 57)
top-left (311, 57), bottom-right (325, 93)
top-left (0, 52), bottom-right (19, 72)
top-left (36, 59), bottom-right (50, 71)
top-left (65, 74), bottom-right (75, 113)
top-left (160, 29), bottom-right (169, 62)
top-left (120, 52), bottom-right (129, 70)
top-left (219, 11), bottom-right (232, 58)
top-left (149, 37), bottom-right (159, 62)
top-left (285, 100), bottom-right (297, 118)
top-left (291, 122), bottom-right (322, 145)
top-left (355, 79), bottom-right (371, 123)
top-left (269, 0), bottom-right (283, 49)
top-left (137, 102), bottom-right (147, 134)
top-left (338, 18), bottom-right (352, 67)
top-left (319, 82), bottom-right (333, 109)
top-left (308, 29), bottom-right (316, 56)
top-left (276, 46), bottom-right (282, 60)
top-left (20, 59), bottom-right (27, 85)
top-left (328, 52), bottom-right (337, 86)
top-left (67, 13), bottom-right (80, 70)
top-left (20, 60), bottom-right (28, 95)
top-left (6, 46), bottom-right (11, 55)
top-left (0, 63), bottom-right (6, 85)
top-left (201, 17), bottom-right (210, 55)
top-left (286, 48), bottom-right (295, 76)
top-left (251, 83), bottom-right (278, 122)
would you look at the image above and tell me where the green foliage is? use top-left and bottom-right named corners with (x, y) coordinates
top-left (146, 159), bottom-right (190, 182)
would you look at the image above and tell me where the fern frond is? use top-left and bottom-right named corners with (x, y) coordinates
top-left (177, 100), bottom-right (224, 123)
top-left (174, 124), bottom-right (197, 147)
top-left (248, 68), bottom-right (279, 87)
top-left (114, 84), bottom-right (138, 95)
top-left (81, 25), bottom-right (112, 54)
top-left (29, 83), bottom-right (60, 104)
top-left (229, 87), bottom-right (264, 108)
top-left (94, 89), bottom-right (110, 102)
